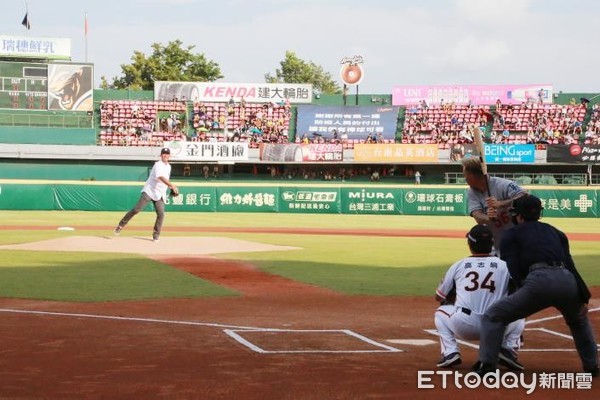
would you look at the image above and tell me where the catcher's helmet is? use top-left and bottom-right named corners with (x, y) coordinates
top-left (509, 195), bottom-right (543, 221)
top-left (466, 224), bottom-right (493, 254)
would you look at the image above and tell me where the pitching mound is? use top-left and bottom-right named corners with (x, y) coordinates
top-left (0, 236), bottom-right (301, 256)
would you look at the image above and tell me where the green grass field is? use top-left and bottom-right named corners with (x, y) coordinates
top-left (1, 211), bottom-right (599, 301)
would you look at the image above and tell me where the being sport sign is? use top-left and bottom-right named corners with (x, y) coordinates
top-left (484, 144), bottom-right (535, 164)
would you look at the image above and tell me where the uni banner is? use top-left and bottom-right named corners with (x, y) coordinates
top-left (392, 84), bottom-right (553, 106)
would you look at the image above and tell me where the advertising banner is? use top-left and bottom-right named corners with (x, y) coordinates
top-left (354, 144), bottom-right (439, 162)
top-left (280, 187), bottom-right (340, 213)
top-left (164, 141), bottom-right (249, 162)
top-left (401, 188), bottom-right (467, 216)
top-left (392, 84), bottom-right (553, 106)
top-left (341, 187), bottom-right (401, 214)
top-left (0, 36), bottom-right (71, 59)
top-left (47, 64), bottom-right (93, 111)
top-left (165, 187), bottom-right (217, 211)
top-left (529, 190), bottom-right (597, 217)
top-left (485, 144), bottom-right (536, 164)
top-left (154, 81), bottom-right (312, 103)
top-left (1, 183), bottom-right (599, 217)
top-left (259, 143), bottom-right (343, 162)
top-left (296, 105), bottom-right (399, 141)
top-left (215, 187), bottom-right (279, 212)
top-left (546, 145), bottom-right (600, 164)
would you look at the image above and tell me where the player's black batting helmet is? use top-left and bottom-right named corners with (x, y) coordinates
top-left (466, 224), bottom-right (493, 254)
top-left (509, 195), bottom-right (543, 221)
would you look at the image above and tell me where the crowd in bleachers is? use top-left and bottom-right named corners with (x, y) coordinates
top-left (584, 103), bottom-right (600, 144)
top-left (97, 98), bottom-right (292, 148)
top-left (96, 97), bottom-right (598, 148)
top-left (190, 98), bottom-right (291, 148)
top-left (99, 100), bottom-right (187, 146)
top-left (401, 100), bottom-right (594, 147)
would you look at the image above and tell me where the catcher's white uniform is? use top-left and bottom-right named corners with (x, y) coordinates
top-left (435, 255), bottom-right (524, 358)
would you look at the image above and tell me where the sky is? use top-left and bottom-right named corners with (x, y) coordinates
top-left (4, 0), bottom-right (600, 95)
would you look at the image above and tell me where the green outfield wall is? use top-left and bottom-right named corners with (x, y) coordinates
top-left (0, 159), bottom-right (150, 181)
top-left (0, 181), bottom-right (597, 217)
top-left (0, 127), bottom-right (96, 145)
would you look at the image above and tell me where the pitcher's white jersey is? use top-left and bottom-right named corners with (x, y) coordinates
top-left (436, 255), bottom-right (511, 314)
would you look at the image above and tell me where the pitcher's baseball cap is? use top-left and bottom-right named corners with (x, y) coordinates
top-left (466, 224), bottom-right (493, 245)
top-left (160, 147), bottom-right (171, 155)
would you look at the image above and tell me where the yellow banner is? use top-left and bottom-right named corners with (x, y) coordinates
top-left (354, 144), bottom-right (439, 162)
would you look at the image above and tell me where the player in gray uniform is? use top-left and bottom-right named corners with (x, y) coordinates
top-left (461, 157), bottom-right (525, 256)
top-left (474, 195), bottom-right (599, 377)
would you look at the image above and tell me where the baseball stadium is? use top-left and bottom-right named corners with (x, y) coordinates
top-left (1, 28), bottom-right (600, 400)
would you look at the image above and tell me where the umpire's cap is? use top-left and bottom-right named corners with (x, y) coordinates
top-left (510, 195), bottom-right (543, 221)
top-left (466, 224), bottom-right (493, 245)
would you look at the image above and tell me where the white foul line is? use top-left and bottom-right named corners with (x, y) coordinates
top-left (526, 306), bottom-right (600, 325)
top-left (0, 307), bottom-right (265, 330)
top-left (0, 308), bottom-right (401, 354)
top-left (424, 329), bottom-right (577, 352)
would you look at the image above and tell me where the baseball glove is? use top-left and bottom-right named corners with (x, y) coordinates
top-left (169, 188), bottom-right (179, 197)
top-left (441, 286), bottom-right (456, 306)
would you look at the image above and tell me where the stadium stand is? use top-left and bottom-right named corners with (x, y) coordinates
top-left (97, 99), bottom-right (293, 148)
top-left (400, 102), bottom-right (589, 148)
top-left (190, 101), bottom-right (291, 148)
top-left (98, 100), bottom-right (187, 146)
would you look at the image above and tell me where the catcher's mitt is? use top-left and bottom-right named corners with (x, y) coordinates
top-left (441, 286), bottom-right (456, 306)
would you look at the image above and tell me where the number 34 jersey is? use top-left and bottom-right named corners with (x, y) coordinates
top-left (436, 256), bottom-right (512, 314)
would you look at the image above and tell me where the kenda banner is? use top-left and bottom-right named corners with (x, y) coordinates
top-left (295, 105), bottom-right (399, 141)
top-left (154, 81), bottom-right (312, 103)
top-left (392, 84), bottom-right (553, 106)
top-left (547, 145), bottom-right (600, 164)
top-left (259, 143), bottom-right (343, 162)
top-left (484, 144), bottom-right (536, 164)
top-left (354, 144), bottom-right (439, 162)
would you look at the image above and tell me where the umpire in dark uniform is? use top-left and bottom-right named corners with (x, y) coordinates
top-left (475, 195), bottom-right (599, 376)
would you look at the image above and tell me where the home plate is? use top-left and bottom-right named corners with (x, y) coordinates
top-left (387, 339), bottom-right (437, 346)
